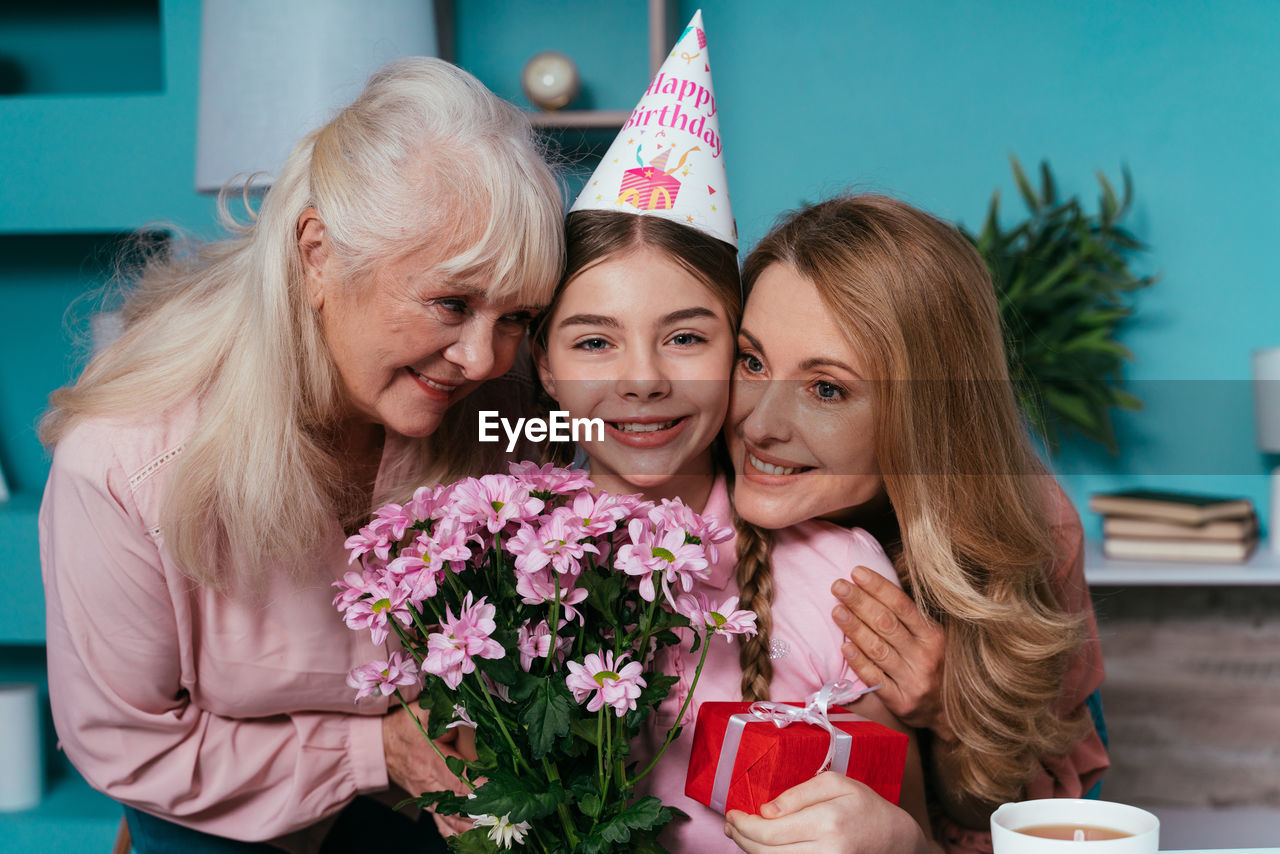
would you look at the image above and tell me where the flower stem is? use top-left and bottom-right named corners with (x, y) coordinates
top-left (541, 757), bottom-right (580, 848)
top-left (542, 575), bottom-right (562, 677)
top-left (393, 691), bottom-right (476, 792)
top-left (391, 622), bottom-right (424, 664)
top-left (632, 596), bottom-right (660, 666)
top-left (527, 824), bottom-right (556, 854)
top-left (600, 709), bottom-right (613, 809)
top-left (632, 631), bottom-right (712, 784)
top-left (408, 603), bottom-right (439, 641)
top-left (596, 707), bottom-right (605, 793)
top-left (473, 671), bottom-right (532, 775)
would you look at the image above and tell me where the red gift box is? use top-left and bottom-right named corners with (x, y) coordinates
top-left (684, 701), bottom-right (908, 815)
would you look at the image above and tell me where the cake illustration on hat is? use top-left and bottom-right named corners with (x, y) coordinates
top-left (571, 9), bottom-right (736, 247)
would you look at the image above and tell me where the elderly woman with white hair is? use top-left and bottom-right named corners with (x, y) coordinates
top-left (38, 58), bottom-right (564, 853)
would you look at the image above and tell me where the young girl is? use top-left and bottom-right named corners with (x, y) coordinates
top-left (528, 24), bottom-right (931, 850)
top-left (533, 202), bottom-right (932, 851)
top-left (722, 195), bottom-right (1104, 854)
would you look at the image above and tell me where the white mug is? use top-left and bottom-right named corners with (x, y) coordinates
top-left (991, 799), bottom-right (1159, 853)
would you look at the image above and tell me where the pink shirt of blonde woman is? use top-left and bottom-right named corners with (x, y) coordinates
top-left (634, 475), bottom-right (902, 853)
top-left (939, 483), bottom-right (1109, 854)
top-left (39, 401), bottom-right (408, 850)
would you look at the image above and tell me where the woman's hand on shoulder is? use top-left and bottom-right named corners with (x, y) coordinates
top-left (832, 566), bottom-right (953, 740)
top-left (724, 772), bottom-right (939, 854)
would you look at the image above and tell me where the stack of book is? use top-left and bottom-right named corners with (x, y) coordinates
top-left (1089, 488), bottom-right (1259, 563)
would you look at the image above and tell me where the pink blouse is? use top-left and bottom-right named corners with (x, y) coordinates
top-left (40, 402), bottom-right (404, 850)
top-left (634, 475), bottom-right (902, 853)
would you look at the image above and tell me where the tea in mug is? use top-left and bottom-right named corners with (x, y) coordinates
top-left (1016, 824), bottom-right (1134, 841)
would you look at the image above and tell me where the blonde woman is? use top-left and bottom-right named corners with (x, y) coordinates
top-left (724, 195), bottom-right (1106, 854)
top-left (39, 59), bottom-right (563, 853)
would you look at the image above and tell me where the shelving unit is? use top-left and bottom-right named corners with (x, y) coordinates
top-left (530, 109), bottom-right (634, 129)
top-left (524, 0), bottom-right (671, 130)
top-left (1084, 538), bottom-right (1280, 586)
top-left (0, 5), bottom-right (211, 850)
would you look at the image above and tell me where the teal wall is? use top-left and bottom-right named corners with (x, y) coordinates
top-left (3, 0), bottom-right (1279, 545)
top-left (461, 0), bottom-right (1280, 534)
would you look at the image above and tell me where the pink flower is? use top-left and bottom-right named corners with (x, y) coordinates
top-left (405, 483), bottom-right (450, 524)
top-left (506, 510), bottom-right (598, 578)
top-left (565, 650), bottom-right (646, 717)
top-left (423, 593), bottom-right (506, 689)
top-left (615, 518), bottom-right (711, 605)
top-left (514, 566), bottom-right (589, 623)
top-left (517, 619), bottom-right (572, 671)
top-left (674, 593), bottom-right (758, 642)
top-left (508, 460), bottom-right (594, 495)
top-left (332, 568), bottom-right (375, 613)
top-left (388, 516), bottom-right (474, 604)
top-left (342, 577), bottom-right (413, 645)
top-left (344, 524), bottom-right (392, 566)
top-left (369, 501), bottom-right (415, 542)
top-left (346, 651), bottom-right (420, 700)
top-left (648, 498), bottom-right (736, 564)
top-left (567, 491), bottom-right (639, 538)
top-left (450, 475), bottom-right (545, 533)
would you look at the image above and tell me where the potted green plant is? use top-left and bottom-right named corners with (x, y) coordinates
top-left (963, 157), bottom-right (1155, 453)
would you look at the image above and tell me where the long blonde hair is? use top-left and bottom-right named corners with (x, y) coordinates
top-left (742, 194), bottom-right (1086, 805)
top-left (40, 58), bottom-right (565, 590)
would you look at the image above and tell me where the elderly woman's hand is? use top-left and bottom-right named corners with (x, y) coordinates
top-left (382, 703), bottom-right (475, 836)
top-left (724, 772), bottom-right (937, 854)
top-left (832, 566), bottom-right (953, 740)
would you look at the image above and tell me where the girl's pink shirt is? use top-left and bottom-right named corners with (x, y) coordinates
top-left (635, 474), bottom-right (901, 853)
top-left (39, 403), bottom-right (400, 849)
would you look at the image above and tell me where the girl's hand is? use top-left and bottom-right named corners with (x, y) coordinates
top-left (724, 772), bottom-right (937, 853)
top-left (831, 566), bottom-right (953, 740)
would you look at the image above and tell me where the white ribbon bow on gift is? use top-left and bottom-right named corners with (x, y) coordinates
top-left (706, 679), bottom-right (882, 813)
top-left (748, 679), bottom-right (882, 774)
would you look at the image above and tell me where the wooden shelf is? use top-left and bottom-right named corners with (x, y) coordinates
top-left (1084, 538), bottom-right (1280, 586)
top-left (528, 109), bottom-right (633, 129)
top-left (524, 0), bottom-right (670, 132)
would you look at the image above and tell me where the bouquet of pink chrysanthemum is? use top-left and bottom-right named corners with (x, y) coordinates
top-left (334, 462), bottom-right (755, 853)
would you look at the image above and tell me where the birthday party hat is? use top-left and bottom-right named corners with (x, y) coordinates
top-left (571, 9), bottom-right (736, 247)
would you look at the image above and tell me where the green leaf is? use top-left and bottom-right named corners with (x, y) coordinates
top-left (569, 717), bottom-right (599, 747)
top-left (579, 792), bottom-right (603, 818)
top-left (1111, 388), bottom-right (1145, 411)
top-left (1039, 160), bottom-right (1058, 205)
top-left (506, 669), bottom-right (543, 704)
top-left (1043, 386), bottom-right (1101, 432)
top-left (424, 676), bottom-right (460, 740)
top-left (522, 678), bottom-right (572, 759)
top-left (445, 754), bottom-right (470, 780)
top-left (467, 769), bottom-right (565, 824)
top-left (597, 796), bottom-right (673, 844)
top-left (1010, 154), bottom-right (1039, 210)
top-left (482, 654), bottom-right (520, 687)
top-left (447, 827), bottom-right (501, 854)
top-left (417, 789), bottom-right (469, 816)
